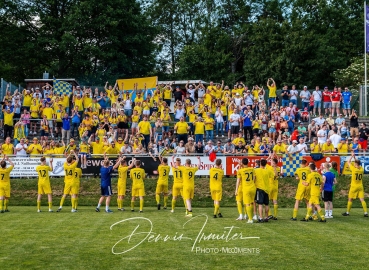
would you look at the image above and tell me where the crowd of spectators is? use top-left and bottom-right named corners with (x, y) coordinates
top-left (0, 78), bottom-right (368, 159)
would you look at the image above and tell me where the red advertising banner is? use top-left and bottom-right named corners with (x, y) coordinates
top-left (303, 156), bottom-right (341, 173)
top-left (226, 156), bottom-right (283, 176)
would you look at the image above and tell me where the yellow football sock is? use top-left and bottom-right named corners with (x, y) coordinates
top-left (305, 207), bottom-right (312, 219)
top-left (318, 209), bottom-right (325, 220)
top-left (156, 194), bottom-right (160, 205)
top-left (37, 200), bottom-right (41, 210)
top-left (362, 201), bottom-right (367, 213)
top-left (71, 198), bottom-right (76, 209)
top-left (246, 205), bottom-right (253, 220)
top-left (0, 199), bottom-right (3, 211)
top-left (4, 199), bottom-right (9, 210)
top-left (117, 199), bottom-right (122, 209)
top-left (347, 201), bottom-right (352, 213)
top-left (60, 197), bottom-right (65, 207)
top-left (214, 204), bottom-right (219, 215)
top-left (75, 198), bottom-right (78, 209)
top-left (48, 202), bottom-right (52, 210)
top-left (268, 209), bottom-right (271, 216)
top-left (237, 202), bottom-right (243, 215)
top-left (293, 209), bottom-right (298, 218)
top-left (140, 199), bottom-right (144, 211)
top-left (164, 196), bottom-right (168, 208)
top-left (172, 199), bottom-right (176, 210)
top-left (131, 201), bottom-right (134, 210)
top-left (274, 204), bottom-right (278, 217)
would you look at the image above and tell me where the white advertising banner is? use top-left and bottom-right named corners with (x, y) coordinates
top-left (9, 157), bottom-right (66, 177)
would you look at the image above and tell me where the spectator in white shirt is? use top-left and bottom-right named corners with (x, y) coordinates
top-left (287, 140), bottom-right (300, 160)
top-left (290, 85), bottom-right (298, 106)
top-left (312, 86), bottom-right (322, 116)
top-left (317, 125), bottom-right (328, 144)
top-left (329, 129), bottom-right (341, 148)
top-left (296, 138), bottom-right (308, 154)
top-left (15, 138), bottom-right (28, 156)
top-left (234, 93), bottom-right (243, 107)
top-left (313, 115), bottom-right (325, 127)
top-left (204, 140), bottom-right (215, 155)
top-left (299, 86), bottom-right (311, 109)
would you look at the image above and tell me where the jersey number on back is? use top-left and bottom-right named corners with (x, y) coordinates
top-left (244, 172), bottom-right (253, 181)
top-left (65, 170), bottom-right (73, 176)
top-left (134, 172), bottom-right (141, 179)
top-left (355, 173), bottom-right (363, 181)
top-left (39, 170), bottom-right (47, 177)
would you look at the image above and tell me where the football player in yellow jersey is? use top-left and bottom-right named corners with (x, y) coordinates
top-left (172, 157), bottom-right (201, 217)
top-left (266, 157), bottom-right (281, 220)
top-left (0, 156), bottom-right (14, 213)
top-left (301, 163), bottom-right (326, 222)
top-left (209, 159), bottom-right (224, 218)
top-left (342, 153), bottom-right (368, 217)
top-left (79, 139), bottom-right (90, 169)
top-left (156, 157), bottom-right (171, 210)
top-left (171, 157), bottom-right (187, 213)
top-left (57, 151), bottom-right (79, 212)
top-left (36, 157), bottom-right (53, 212)
top-left (130, 159), bottom-right (145, 212)
top-left (254, 159), bottom-right (270, 223)
top-left (235, 158), bottom-right (256, 223)
top-left (291, 159), bottom-right (311, 220)
top-left (113, 156), bottom-right (135, 211)
top-left (72, 166), bottom-right (82, 211)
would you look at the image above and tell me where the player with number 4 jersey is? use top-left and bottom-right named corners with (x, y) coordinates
top-left (130, 159), bottom-right (146, 212)
top-left (209, 159), bottom-right (224, 218)
top-left (291, 159), bottom-right (311, 220)
top-left (36, 157), bottom-right (53, 212)
top-left (342, 154), bottom-right (368, 217)
top-left (156, 157), bottom-right (170, 210)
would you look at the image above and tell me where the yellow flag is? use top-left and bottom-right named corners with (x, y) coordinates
top-left (116, 76), bottom-right (157, 91)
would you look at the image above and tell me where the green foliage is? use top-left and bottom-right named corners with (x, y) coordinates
top-left (333, 56), bottom-right (365, 91)
top-left (0, 0), bottom-right (157, 84)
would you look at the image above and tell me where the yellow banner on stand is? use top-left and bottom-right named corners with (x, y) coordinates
top-left (116, 76), bottom-right (157, 91)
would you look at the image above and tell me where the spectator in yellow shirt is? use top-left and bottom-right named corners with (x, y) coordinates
top-left (1, 137), bottom-right (14, 155)
top-left (337, 138), bottom-right (350, 155)
top-left (3, 108), bottom-right (14, 140)
top-left (27, 137), bottom-right (43, 156)
top-left (232, 132), bottom-right (246, 146)
top-left (322, 139), bottom-right (336, 154)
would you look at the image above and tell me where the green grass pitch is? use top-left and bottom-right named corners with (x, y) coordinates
top-left (1, 175), bottom-right (368, 269)
top-left (0, 207), bottom-right (368, 269)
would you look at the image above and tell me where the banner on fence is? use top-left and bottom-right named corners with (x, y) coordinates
top-left (8, 155), bottom-right (342, 177)
top-left (10, 157), bottom-right (66, 177)
top-left (340, 156), bottom-right (369, 175)
top-left (225, 156), bottom-right (283, 175)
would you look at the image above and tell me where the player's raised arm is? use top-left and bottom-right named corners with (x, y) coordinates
top-left (171, 156), bottom-right (178, 169)
top-left (5, 155), bottom-right (14, 167)
top-left (49, 158), bottom-right (53, 171)
top-left (197, 156), bottom-right (201, 169)
top-left (113, 157), bottom-right (122, 170)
